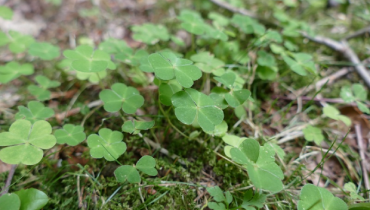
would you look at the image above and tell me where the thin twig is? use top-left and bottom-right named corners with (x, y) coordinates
top-left (209, 0), bottom-right (257, 18)
top-left (344, 26), bottom-right (370, 40)
top-left (0, 164), bottom-right (17, 196)
top-left (355, 123), bottom-right (370, 197)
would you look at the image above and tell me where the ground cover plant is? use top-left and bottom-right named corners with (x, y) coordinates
top-left (0, 0), bottom-right (370, 209)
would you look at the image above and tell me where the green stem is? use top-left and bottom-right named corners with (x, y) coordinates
top-left (158, 100), bottom-right (189, 139)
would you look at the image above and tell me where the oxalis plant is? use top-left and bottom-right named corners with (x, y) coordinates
top-left (0, 2), bottom-right (369, 209)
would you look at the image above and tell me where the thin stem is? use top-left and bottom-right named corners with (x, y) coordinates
top-left (158, 100), bottom-right (189, 139)
top-left (0, 164), bottom-right (17, 196)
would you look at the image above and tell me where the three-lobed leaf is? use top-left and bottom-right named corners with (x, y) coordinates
top-left (0, 31), bottom-right (35, 53)
top-left (0, 120), bottom-right (56, 165)
top-left (0, 62), bottom-right (34, 84)
top-left (303, 125), bottom-right (324, 145)
top-left (87, 128), bottom-right (126, 161)
top-left (15, 188), bottom-right (49, 210)
top-left (323, 105), bottom-right (351, 126)
top-left (171, 88), bottom-right (224, 132)
top-left (99, 83), bottom-right (144, 114)
top-left (28, 42), bottom-right (60, 60)
top-left (15, 101), bottom-right (54, 123)
top-left (28, 75), bottom-right (61, 101)
top-left (121, 120), bottom-right (155, 134)
top-left (0, 6), bottom-right (13, 20)
top-left (131, 24), bottom-right (170, 45)
top-left (114, 155), bottom-right (157, 183)
top-left (54, 124), bottom-right (86, 146)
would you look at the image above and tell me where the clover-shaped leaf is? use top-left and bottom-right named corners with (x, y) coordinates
top-left (323, 105), bottom-right (351, 126)
top-left (159, 80), bottom-right (182, 106)
top-left (28, 42), bottom-right (60, 60)
top-left (87, 128), bottom-right (126, 161)
top-left (171, 88), bottom-right (224, 132)
top-left (15, 101), bottom-right (54, 123)
top-left (283, 53), bottom-right (316, 76)
top-left (256, 65), bottom-right (278, 80)
top-left (0, 62), bottom-right (34, 84)
top-left (114, 155), bottom-right (157, 183)
top-left (178, 10), bottom-right (206, 35)
top-left (54, 124), bottom-right (86, 146)
top-left (344, 182), bottom-right (365, 201)
top-left (209, 12), bottom-right (230, 27)
top-left (205, 121), bottom-right (228, 137)
top-left (231, 14), bottom-right (265, 35)
top-left (142, 51), bottom-right (202, 88)
top-left (214, 72), bottom-right (250, 107)
top-left (257, 51), bottom-right (277, 67)
top-left (136, 155), bottom-right (158, 176)
top-left (0, 120), bottom-right (56, 165)
top-left (99, 83), bottom-right (144, 114)
top-left (204, 25), bottom-right (228, 41)
top-left (63, 45), bottom-right (115, 72)
top-left (28, 75), bottom-right (61, 101)
top-left (254, 30), bottom-right (283, 47)
top-left (303, 125), bottom-right (324, 145)
top-left (0, 6), bottom-right (13, 20)
top-left (0, 31), bottom-right (35, 53)
top-left (298, 184), bottom-right (348, 210)
top-left (132, 24), bottom-right (170, 45)
top-left (114, 165), bottom-right (140, 183)
top-left (340, 84), bottom-right (369, 114)
top-left (76, 70), bottom-right (107, 84)
top-left (116, 49), bottom-right (148, 66)
top-left (15, 188), bottom-right (49, 210)
top-left (190, 51), bottom-right (225, 76)
top-left (207, 186), bottom-right (232, 210)
top-left (122, 120), bottom-right (155, 134)
top-left (98, 38), bottom-right (130, 55)
top-left (230, 139), bottom-right (284, 193)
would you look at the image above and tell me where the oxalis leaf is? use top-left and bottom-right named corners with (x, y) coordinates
top-left (0, 6), bottom-right (13, 20)
top-left (230, 139), bottom-right (284, 193)
top-left (87, 128), bottom-right (126, 161)
top-left (114, 155), bottom-right (157, 183)
top-left (98, 38), bottom-right (130, 55)
top-left (0, 120), bottom-right (56, 165)
top-left (323, 105), bottom-right (351, 126)
top-left (116, 49), bottom-right (148, 66)
top-left (214, 72), bottom-right (251, 107)
top-left (283, 53), bottom-right (316, 76)
top-left (177, 10), bottom-right (206, 35)
top-left (158, 79), bottom-right (182, 106)
top-left (0, 31), bottom-right (35, 53)
top-left (0, 193), bottom-right (20, 210)
top-left (28, 42), bottom-right (60, 60)
top-left (141, 51), bottom-right (202, 88)
top-left (298, 184), bottom-right (348, 210)
top-left (303, 125), bottom-right (324, 145)
top-left (340, 84), bottom-right (369, 114)
top-left (171, 88), bottom-right (224, 132)
top-left (0, 62), bottom-right (34, 84)
top-left (99, 83), bottom-right (144, 114)
top-left (121, 120), bottom-right (155, 134)
top-left (63, 45), bottom-right (116, 73)
top-left (131, 23), bottom-right (170, 45)
top-left (54, 124), bottom-right (86, 146)
top-left (15, 101), bottom-right (54, 123)
top-left (190, 51), bottom-right (225, 76)
top-left (28, 75), bottom-right (61, 101)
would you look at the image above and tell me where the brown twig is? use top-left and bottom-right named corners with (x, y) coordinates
top-left (355, 123), bottom-right (370, 197)
top-left (209, 0), bottom-right (257, 18)
top-left (0, 164), bottom-right (17, 196)
top-left (55, 100), bottom-right (102, 123)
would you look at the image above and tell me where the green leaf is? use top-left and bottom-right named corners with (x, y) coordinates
top-left (207, 186), bottom-right (226, 202)
top-left (28, 75), bottom-right (60, 101)
top-left (178, 10), bottom-right (206, 35)
top-left (28, 42), bottom-right (60, 60)
top-left (214, 72), bottom-right (250, 107)
top-left (63, 45), bottom-right (115, 72)
top-left (145, 51), bottom-right (202, 88)
top-left (208, 202), bottom-right (226, 210)
top-left (0, 193), bottom-right (20, 210)
top-left (349, 203), bottom-right (370, 210)
top-left (323, 105), bottom-right (351, 126)
top-left (136, 155), bottom-right (158, 176)
top-left (283, 53), bottom-right (316, 76)
top-left (205, 121), bottom-right (228, 137)
top-left (99, 83), bottom-right (144, 114)
top-left (0, 120), bottom-right (56, 165)
top-left (209, 12), bottom-right (230, 27)
top-left (231, 14), bottom-right (265, 35)
top-left (0, 31), bottom-right (35, 53)
top-left (257, 51), bottom-right (276, 67)
top-left (116, 49), bottom-right (148, 66)
top-left (0, 62), bottom-right (34, 84)
top-left (340, 85), bottom-right (355, 103)
top-left (303, 125), bottom-right (324, 145)
top-left (132, 24), bottom-right (170, 45)
top-left (171, 88), bottom-right (224, 132)
top-left (114, 165), bottom-right (140, 183)
top-left (76, 71), bottom-right (107, 84)
top-left (241, 188), bottom-right (266, 210)
top-left (98, 38), bottom-right (130, 55)
top-left (15, 188), bottom-right (49, 210)
top-left (353, 84), bottom-right (367, 101)
top-left (87, 128), bottom-right (126, 161)
top-left (121, 120), bottom-right (155, 134)
top-left (356, 101), bottom-right (370, 114)
top-left (256, 65), bottom-right (278, 80)
top-left (54, 124), bottom-right (86, 146)
top-left (190, 51), bottom-right (225, 75)
top-left (0, 6), bottom-right (13, 20)
top-left (158, 80), bottom-right (182, 106)
top-left (344, 182), bottom-right (365, 201)
top-left (298, 184), bottom-right (348, 210)
top-left (15, 101), bottom-right (54, 123)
